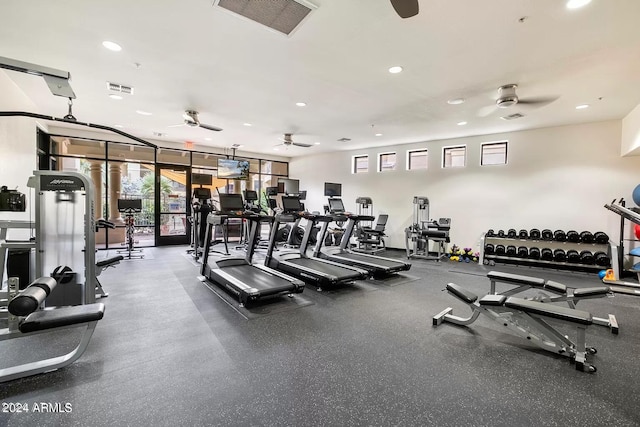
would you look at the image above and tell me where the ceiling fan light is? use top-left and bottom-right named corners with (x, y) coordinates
top-left (496, 97), bottom-right (518, 108)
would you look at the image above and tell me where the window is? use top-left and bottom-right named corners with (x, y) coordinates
top-left (407, 149), bottom-right (428, 170)
top-left (481, 141), bottom-right (508, 165)
top-left (378, 152), bottom-right (396, 172)
top-left (443, 146), bottom-right (466, 168)
top-left (353, 155), bottom-right (369, 174)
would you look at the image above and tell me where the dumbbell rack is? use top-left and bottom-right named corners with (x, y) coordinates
top-left (479, 232), bottom-right (612, 272)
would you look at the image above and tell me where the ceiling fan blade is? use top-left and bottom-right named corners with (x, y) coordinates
top-left (390, 0), bottom-right (419, 18)
top-left (198, 123), bottom-right (223, 132)
top-left (292, 142), bottom-right (312, 148)
top-left (517, 95), bottom-right (559, 107)
top-left (477, 104), bottom-right (498, 117)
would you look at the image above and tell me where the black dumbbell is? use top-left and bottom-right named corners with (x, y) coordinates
top-left (580, 231), bottom-right (594, 244)
top-left (507, 229), bottom-right (517, 239)
top-left (506, 245), bottom-right (517, 257)
top-left (594, 232), bottom-right (609, 244)
top-left (484, 244), bottom-right (495, 255)
top-left (486, 229), bottom-right (496, 238)
top-left (541, 248), bottom-right (553, 261)
top-left (529, 247), bottom-right (541, 260)
top-left (566, 230), bottom-right (580, 243)
top-left (594, 251), bottom-right (610, 267)
top-left (554, 230), bottom-right (567, 242)
top-left (529, 229), bottom-right (541, 240)
top-left (498, 230), bottom-right (506, 238)
top-left (580, 250), bottom-right (595, 265)
top-left (541, 229), bottom-right (553, 241)
top-left (495, 245), bottom-right (506, 256)
top-left (566, 249), bottom-right (580, 263)
top-left (553, 249), bottom-right (566, 262)
top-left (517, 246), bottom-right (529, 258)
top-left (518, 229), bottom-right (528, 239)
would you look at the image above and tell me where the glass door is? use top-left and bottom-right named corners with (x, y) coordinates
top-left (155, 164), bottom-right (191, 245)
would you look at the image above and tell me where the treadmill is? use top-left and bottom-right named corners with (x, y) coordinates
top-left (200, 193), bottom-right (305, 306)
top-left (265, 196), bottom-right (368, 291)
top-left (312, 198), bottom-right (411, 278)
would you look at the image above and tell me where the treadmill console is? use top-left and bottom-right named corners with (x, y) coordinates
top-left (281, 196), bottom-right (303, 213)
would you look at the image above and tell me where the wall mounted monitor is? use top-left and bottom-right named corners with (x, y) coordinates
top-left (217, 158), bottom-right (250, 180)
top-left (219, 193), bottom-right (245, 211)
top-left (277, 178), bottom-right (300, 195)
top-left (324, 182), bottom-right (342, 197)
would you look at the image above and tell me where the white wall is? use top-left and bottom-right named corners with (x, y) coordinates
top-left (290, 120), bottom-right (639, 251)
top-left (622, 104), bottom-right (640, 156)
top-left (0, 70), bottom-right (42, 231)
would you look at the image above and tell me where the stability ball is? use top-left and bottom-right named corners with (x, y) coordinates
top-left (632, 184), bottom-right (640, 206)
top-left (635, 224), bottom-right (640, 241)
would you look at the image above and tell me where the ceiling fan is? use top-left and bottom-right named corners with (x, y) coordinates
top-left (390, 0), bottom-right (419, 18)
top-left (477, 84), bottom-right (559, 117)
top-left (275, 133), bottom-right (312, 149)
top-left (168, 110), bottom-right (222, 132)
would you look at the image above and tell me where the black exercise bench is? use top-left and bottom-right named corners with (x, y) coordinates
top-left (1, 276), bottom-right (105, 383)
top-left (486, 270), bottom-right (618, 334)
top-left (433, 282), bottom-right (597, 372)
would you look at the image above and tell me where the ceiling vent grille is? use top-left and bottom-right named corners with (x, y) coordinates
top-left (107, 82), bottom-right (134, 95)
top-left (213, 0), bottom-right (316, 36)
top-left (337, 137), bottom-right (351, 142)
top-left (501, 113), bottom-right (524, 120)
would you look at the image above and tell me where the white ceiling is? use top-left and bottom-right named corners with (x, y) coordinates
top-left (1, 0), bottom-right (640, 157)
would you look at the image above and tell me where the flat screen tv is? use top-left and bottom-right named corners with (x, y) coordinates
top-left (217, 158), bottom-right (250, 180)
top-left (324, 182), bottom-right (342, 197)
top-left (277, 178), bottom-right (300, 195)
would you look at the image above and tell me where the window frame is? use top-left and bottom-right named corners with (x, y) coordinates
top-left (480, 141), bottom-right (508, 166)
top-left (352, 154), bottom-right (369, 174)
top-left (406, 148), bottom-right (428, 171)
top-left (442, 145), bottom-right (467, 168)
top-left (377, 151), bottom-right (397, 172)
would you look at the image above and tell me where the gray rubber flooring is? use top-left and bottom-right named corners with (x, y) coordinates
top-left (1, 246), bottom-right (639, 426)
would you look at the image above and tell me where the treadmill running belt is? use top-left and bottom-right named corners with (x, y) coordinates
top-left (285, 257), bottom-right (363, 280)
top-left (210, 265), bottom-right (298, 293)
top-left (329, 252), bottom-right (408, 271)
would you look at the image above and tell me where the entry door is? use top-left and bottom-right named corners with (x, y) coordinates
top-left (155, 164), bottom-right (191, 246)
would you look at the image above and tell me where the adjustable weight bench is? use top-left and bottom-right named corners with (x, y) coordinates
top-left (0, 277), bottom-right (105, 383)
top-left (433, 282), bottom-right (597, 373)
top-left (487, 271), bottom-right (618, 334)
top-left (95, 255), bottom-right (124, 298)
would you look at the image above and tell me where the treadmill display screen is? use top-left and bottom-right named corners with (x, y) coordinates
top-left (219, 194), bottom-right (244, 211)
top-left (243, 190), bottom-right (258, 201)
top-left (282, 196), bottom-right (302, 213)
top-left (328, 198), bottom-right (345, 213)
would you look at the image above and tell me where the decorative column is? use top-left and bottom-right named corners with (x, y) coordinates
top-left (109, 163), bottom-right (124, 225)
top-left (89, 161), bottom-right (103, 219)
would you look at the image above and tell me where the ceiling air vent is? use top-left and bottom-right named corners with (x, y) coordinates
top-left (501, 113), bottom-right (524, 121)
top-left (213, 0), bottom-right (317, 36)
top-left (337, 137), bottom-right (351, 142)
top-left (107, 82), bottom-right (134, 95)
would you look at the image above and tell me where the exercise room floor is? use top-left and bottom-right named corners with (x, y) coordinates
top-left (1, 246), bottom-right (639, 426)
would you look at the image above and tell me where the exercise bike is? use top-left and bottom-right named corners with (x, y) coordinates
top-left (117, 199), bottom-right (143, 259)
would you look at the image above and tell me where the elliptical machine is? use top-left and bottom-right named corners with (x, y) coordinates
top-left (405, 196), bottom-right (451, 261)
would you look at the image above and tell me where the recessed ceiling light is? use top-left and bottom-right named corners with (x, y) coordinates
top-left (109, 94), bottom-right (123, 100)
top-left (566, 0), bottom-right (591, 9)
top-left (457, 121), bottom-right (467, 126)
top-left (243, 123), bottom-right (252, 127)
top-left (296, 102), bottom-right (307, 107)
top-left (447, 98), bottom-right (465, 105)
top-left (204, 137), bottom-right (212, 141)
top-left (314, 142), bottom-right (321, 145)
top-left (375, 133), bottom-right (383, 137)
top-left (136, 110), bottom-right (152, 116)
top-left (576, 104), bottom-right (590, 110)
top-left (388, 66), bottom-right (403, 74)
top-left (102, 41), bottom-right (122, 52)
